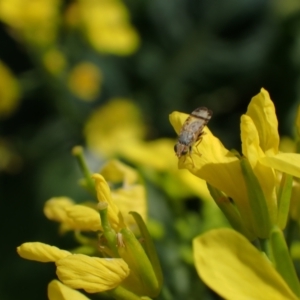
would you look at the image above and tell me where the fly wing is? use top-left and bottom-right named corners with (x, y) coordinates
top-left (190, 107), bottom-right (212, 123)
top-left (189, 107), bottom-right (212, 133)
top-left (179, 107), bottom-right (212, 135)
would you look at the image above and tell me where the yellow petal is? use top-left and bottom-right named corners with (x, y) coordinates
top-left (173, 169), bottom-right (213, 201)
top-left (17, 242), bottom-right (71, 262)
top-left (241, 114), bottom-right (277, 223)
top-left (169, 111), bottom-right (189, 136)
top-left (246, 88), bottom-right (279, 156)
top-left (112, 184), bottom-right (147, 231)
top-left (92, 173), bottom-right (125, 230)
top-left (193, 229), bottom-right (298, 300)
top-left (241, 114), bottom-right (265, 166)
top-left (279, 136), bottom-right (296, 153)
top-left (56, 254), bottom-right (129, 293)
top-left (48, 280), bottom-right (90, 300)
top-left (85, 99), bottom-right (145, 157)
top-left (117, 138), bottom-right (177, 171)
top-left (170, 111), bottom-right (253, 233)
top-left (65, 205), bottom-right (102, 231)
top-left (100, 159), bottom-right (139, 186)
top-left (260, 153), bottom-right (300, 178)
top-left (44, 197), bottom-right (75, 222)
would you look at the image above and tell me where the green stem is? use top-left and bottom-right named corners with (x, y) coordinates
top-left (104, 286), bottom-right (146, 300)
top-left (72, 146), bottom-right (95, 194)
top-left (268, 227), bottom-right (300, 297)
top-left (99, 204), bottom-right (119, 257)
top-left (286, 219), bottom-right (298, 250)
top-left (257, 238), bottom-right (272, 259)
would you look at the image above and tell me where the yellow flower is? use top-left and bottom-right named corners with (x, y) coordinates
top-left (0, 0), bottom-right (60, 45)
top-left (92, 173), bottom-right (126, 231)
top-left (77, 0), bottom-right (140, 55)
top-left (48, 280), bottom-right (91, 300)
top-left (44, 197), bottom-right (74, 222)
top-left (44, 197), bottom-right (102, 232)
top-left (17, 242), bottom-right (130, 294)
top-left (67, 62), bottom-right (102, 102)
top-left (85, 98), bottom-right (146, 157)
top-left (100, 159), bottom-right (139, 186)
top-left (169, 88), bottom-right (300, 238)
top-left (193, 228), bottom-right (298, 300)
top-left (56, 254), bottom-right (130, 293)
top-left (17, 242), bottom-right (71, 262)
top-left (0, 61), bottom-right (20, 119)
top-left (99, 160), bottom-right (147, 228)
top-left (112, 185), bottom-right (147, 230)
top-left (43, 48), bottom-right (67, 76)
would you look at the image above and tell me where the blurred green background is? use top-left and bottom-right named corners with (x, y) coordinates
top-left (1, 0), bottom-right (300, 299)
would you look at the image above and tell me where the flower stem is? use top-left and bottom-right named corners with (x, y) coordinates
top-left (104, 286), bottom-right (145, 300)
top-left (268, 227), bottom-right (300, 297)
top-left (99, 203), bottom-right (119, 257)
top-left (72, 146), bottom-right (95, 194)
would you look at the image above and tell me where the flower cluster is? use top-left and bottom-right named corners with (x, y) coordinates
top-left (17, 155), bottom-right (162, 299)
top-left (170, 88), bottom-right (300, 299)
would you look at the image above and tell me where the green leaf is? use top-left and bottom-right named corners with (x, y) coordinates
top-left (240, 158), bottom-right (272, 238)
top-left (277, 173), bottom-right (293, 229)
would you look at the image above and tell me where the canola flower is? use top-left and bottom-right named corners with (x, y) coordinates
top-left (17, 151), bottom-right (162, 299)
top-left (170, 88), bottom-right (300, 299)
top-left (170, 88), bottom-right (300, 239)
top-left (0, 0), bottom-right (60, 46)
top-left (74, 0), bottom-right (140, 55)
top-left (67, 62), bottom-right (103, 102)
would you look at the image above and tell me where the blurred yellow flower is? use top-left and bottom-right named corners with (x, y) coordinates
top-left (77, 0), bottom-right (140, 55)
top-left (112, 185), bottom-right (147, 231)
top-left (48, 280), bottom-right (91, 300)
top-left (0, 0), bottom-right (61, 45)
top-left (68, 62), bottom-right (102, 101)
top-left (85, 98), bottom-right (146, 156)
top-left (100, 159), bottom-right (139, 186)
top-left (64, 1), bottom-right (80, 28)
top-left (43, 48), bottom-right (67, 75)
top-left (0, 61), bottom-right (20, 119)
top-left (193, 228), bottom-right (298, 300)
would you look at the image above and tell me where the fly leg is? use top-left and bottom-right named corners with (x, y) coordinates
top-left (193, 131), bottom-right (206, 156)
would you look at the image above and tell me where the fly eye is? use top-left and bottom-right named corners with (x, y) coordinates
top-left (174, 144), bottom-right (178, 153)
